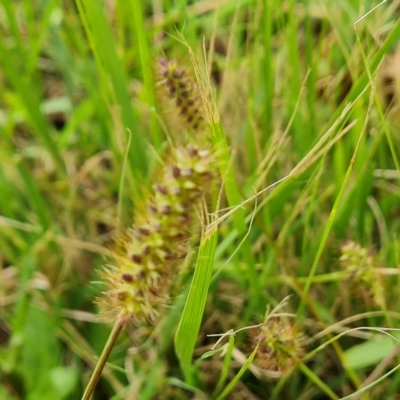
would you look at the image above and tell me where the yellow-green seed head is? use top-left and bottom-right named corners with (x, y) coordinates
top-left (98, 145), bottom-right (214, 323)
top-left (340, 241), bottom-right (385, 308)
top-left (252, 318), bottom-right (304, 372)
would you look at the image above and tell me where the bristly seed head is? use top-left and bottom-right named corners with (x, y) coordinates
top-left (98, 145), bottom-right (215, 323)
top-left (340, 241), bottom-right (385, 308)
top-left (157, 58), bottom-right (204, 132)
top-left (252, 317), bottom-right (304, 372)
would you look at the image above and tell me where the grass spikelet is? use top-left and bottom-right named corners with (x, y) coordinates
top-left (98, 145), bottom-right (214, 323)
top-left (340, 241), bottom-right (385, 308)
top-left (157, 57), bottom-right (204, 132)
top-left (251, 317), bottom-right (304, 372)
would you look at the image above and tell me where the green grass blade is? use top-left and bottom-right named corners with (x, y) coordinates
top-left (174, 227), bottom-right (218, 382)
top-left (75, 0), bottom-right (148, 175)
top-left (213, 335), bottom-right (235, 397)
top-left (215, 346), bottom-right (257, 400)
top-left (129, 0), bottom-right (162, 150)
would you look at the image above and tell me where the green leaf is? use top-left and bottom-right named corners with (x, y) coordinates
top-left (175, 228), bottom-right (218, 382)
top-left (343, 335), bottom-right (400, 370)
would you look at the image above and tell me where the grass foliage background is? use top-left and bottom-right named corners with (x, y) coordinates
top-left (1, 0), bottom-right (400, 399)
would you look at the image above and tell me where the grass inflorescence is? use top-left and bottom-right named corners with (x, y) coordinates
top-left (99, 145), bottom-right (214, 323)
top-left (157, 57), bottom-right (205, 132)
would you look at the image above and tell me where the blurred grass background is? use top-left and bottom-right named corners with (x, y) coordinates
top-left (1, 0), bottom-right (400, 399)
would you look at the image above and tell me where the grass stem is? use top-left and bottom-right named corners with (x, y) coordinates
top-left (81, 317), bottom-right (126, 400)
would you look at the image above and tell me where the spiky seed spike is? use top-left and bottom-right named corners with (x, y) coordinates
top-left (97, 144), bottom-right (215, 323)
top-left (157, 58), bottom-right (204, 132)
top-left (252, 317), bottom-right (304, 372)
top-left (340, 241), bottom-right (385, 308)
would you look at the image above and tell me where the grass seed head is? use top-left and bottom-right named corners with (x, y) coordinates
top-left (252, 318), bottom-right (304, 372)
top-left (340, 241), bottom-right (385, 308)
top-left (98, 145), bottom-right (215, 323)
top-left (157, 58), bottom-right (204, 132)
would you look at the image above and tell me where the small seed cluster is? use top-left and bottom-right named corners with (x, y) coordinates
top-left (252, 318), bottom-right (304, 372)
top-left (158, 58), bottom-right (204, 132)
top-left (98, 145), bottom-right (214, 322)
top-left (340, 241), bottom-right (385, 308)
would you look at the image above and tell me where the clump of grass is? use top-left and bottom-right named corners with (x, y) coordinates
top-left (340, 241), bottom-right (385, 309)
